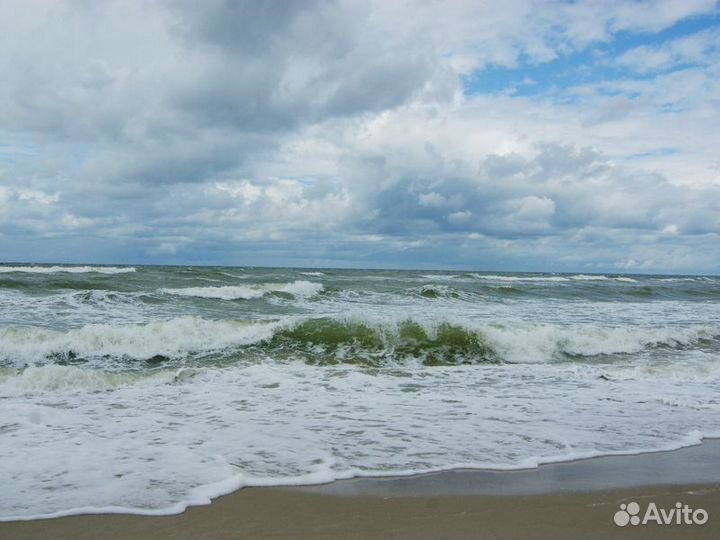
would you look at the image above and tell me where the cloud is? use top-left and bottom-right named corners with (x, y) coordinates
top-left (616, 27), bottom-right (720, 73)
top-left (448, 210), bottom-right (473, 226)
top-left (0, 1), bottom-right (718, 272)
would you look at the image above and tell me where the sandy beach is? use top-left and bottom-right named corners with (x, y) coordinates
top-left (5, 440), bottom-right (719, 540)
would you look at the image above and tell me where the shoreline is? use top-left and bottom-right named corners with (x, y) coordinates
top-left (299, 436), bottom-right (720, 497)
top-left (4, 439), bottom-right (720, 540)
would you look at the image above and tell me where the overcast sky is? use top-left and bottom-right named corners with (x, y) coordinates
top-left (1, 1), bottom-right (719, 273)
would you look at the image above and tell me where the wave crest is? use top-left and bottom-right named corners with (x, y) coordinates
top-left (0, 265), bottom-right (136, 274)
top-left (470, 273), bottom-right (637, 283)
top-left (1, 316), bottom-right (717, 369)
top-left (159, 280), bottom-right (323, 300)
top-left (0, 318), bottom-right (279, 366)
top-left (263, 319), bottom-right (499, 366)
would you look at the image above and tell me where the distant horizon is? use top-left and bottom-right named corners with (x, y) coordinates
top-left (1, 260), bottom-right (718, 278)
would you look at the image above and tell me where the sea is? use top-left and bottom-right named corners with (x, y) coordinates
top-left (1, 264), bottom-right (719, 519)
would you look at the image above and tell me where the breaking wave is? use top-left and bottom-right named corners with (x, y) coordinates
top-left (0, 318), bottom-right (280, 366)
top-left (470, 273), bottom-right (637, 283)
top-left (260, 319), bottom-right (720, 366)
top-left (1, 315), bottom-right (717, 369)
top-left (0, 365), bottom-right (177, 392)
top-left (0, 265), bottom-right (136, 274)
top-left (159, 280), bottom-right (323, 300)
top-left (262, 319), bottom-right (498, 366)
top-left (421, 274), bottom-right (459, 280)
top-left (412, 285), bottom-right (461, 299)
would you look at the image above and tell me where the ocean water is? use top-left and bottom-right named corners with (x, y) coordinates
top-left (1, 264), bottom-right (720, 519)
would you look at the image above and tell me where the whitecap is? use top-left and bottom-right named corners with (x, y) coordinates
top-left (160, 280), bottom-right (323, 300)
top-left (0, 265), bottom-right (136, 274)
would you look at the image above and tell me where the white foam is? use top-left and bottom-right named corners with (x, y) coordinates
top-left (470, 273), bottom-right (637, 283)
top-left (570, 274), bottom-right (639, 282)
top-left (478, 323), bottom-right (718, 362)
top-left (471, 274), bottom-right (569, 282)
top-left (315, 312), bottom-right (719, 364)
top-left (160, 280), bottom-right (323, 300)
top-left (300, 271), bottom-right (325, 276)
top-left (421, 274), bottom-right (458, 280)
top-left (277, 280), bottom-right (324, 297)
top-left (0, 265), bottom-right (136, 274)
top-left (159, 285), bottom-right (265, 300)
top-left (0, 317), bottom-right (280, 364)
top-left (654, 277), bottom-right (703, 282)
top-left (571, 274), bottom-right (606, 280)
top-left (5, 431), bottom-right (712, 522)
top-left (2, 357), bottom-right (719, 520)
top-left (0, 365), bottom-right (175, 392)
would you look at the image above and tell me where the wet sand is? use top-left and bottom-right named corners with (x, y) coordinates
top-left (4, 440), bottom-right (720, 540)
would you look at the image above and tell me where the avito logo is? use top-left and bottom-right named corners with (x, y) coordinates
top-left (614, 501), bottom-right (708, 527)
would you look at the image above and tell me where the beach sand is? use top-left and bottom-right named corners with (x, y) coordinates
top-left (4, 441), bottom-right (720, 540)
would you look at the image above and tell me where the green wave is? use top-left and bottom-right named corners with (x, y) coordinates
top-left (0, 279), bottom-right (25, 290)
top-left (259, 318), bottom-right (499, 366)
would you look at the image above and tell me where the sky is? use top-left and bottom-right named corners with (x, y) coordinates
top-left (0, 0), bottom-right (719, 273)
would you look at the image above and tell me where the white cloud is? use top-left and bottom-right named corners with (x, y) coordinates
top-left (448, 210), bottom-right (472, 225)
top-left (616, 27), bottom-right (720, 73)
top-left (0, 1), bottom-right (718, 271)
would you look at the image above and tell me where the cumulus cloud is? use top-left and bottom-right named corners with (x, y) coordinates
top-left (0, 0), bottom-right (718, 272)
top-left (615, 27), bottom-right (720, 73)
